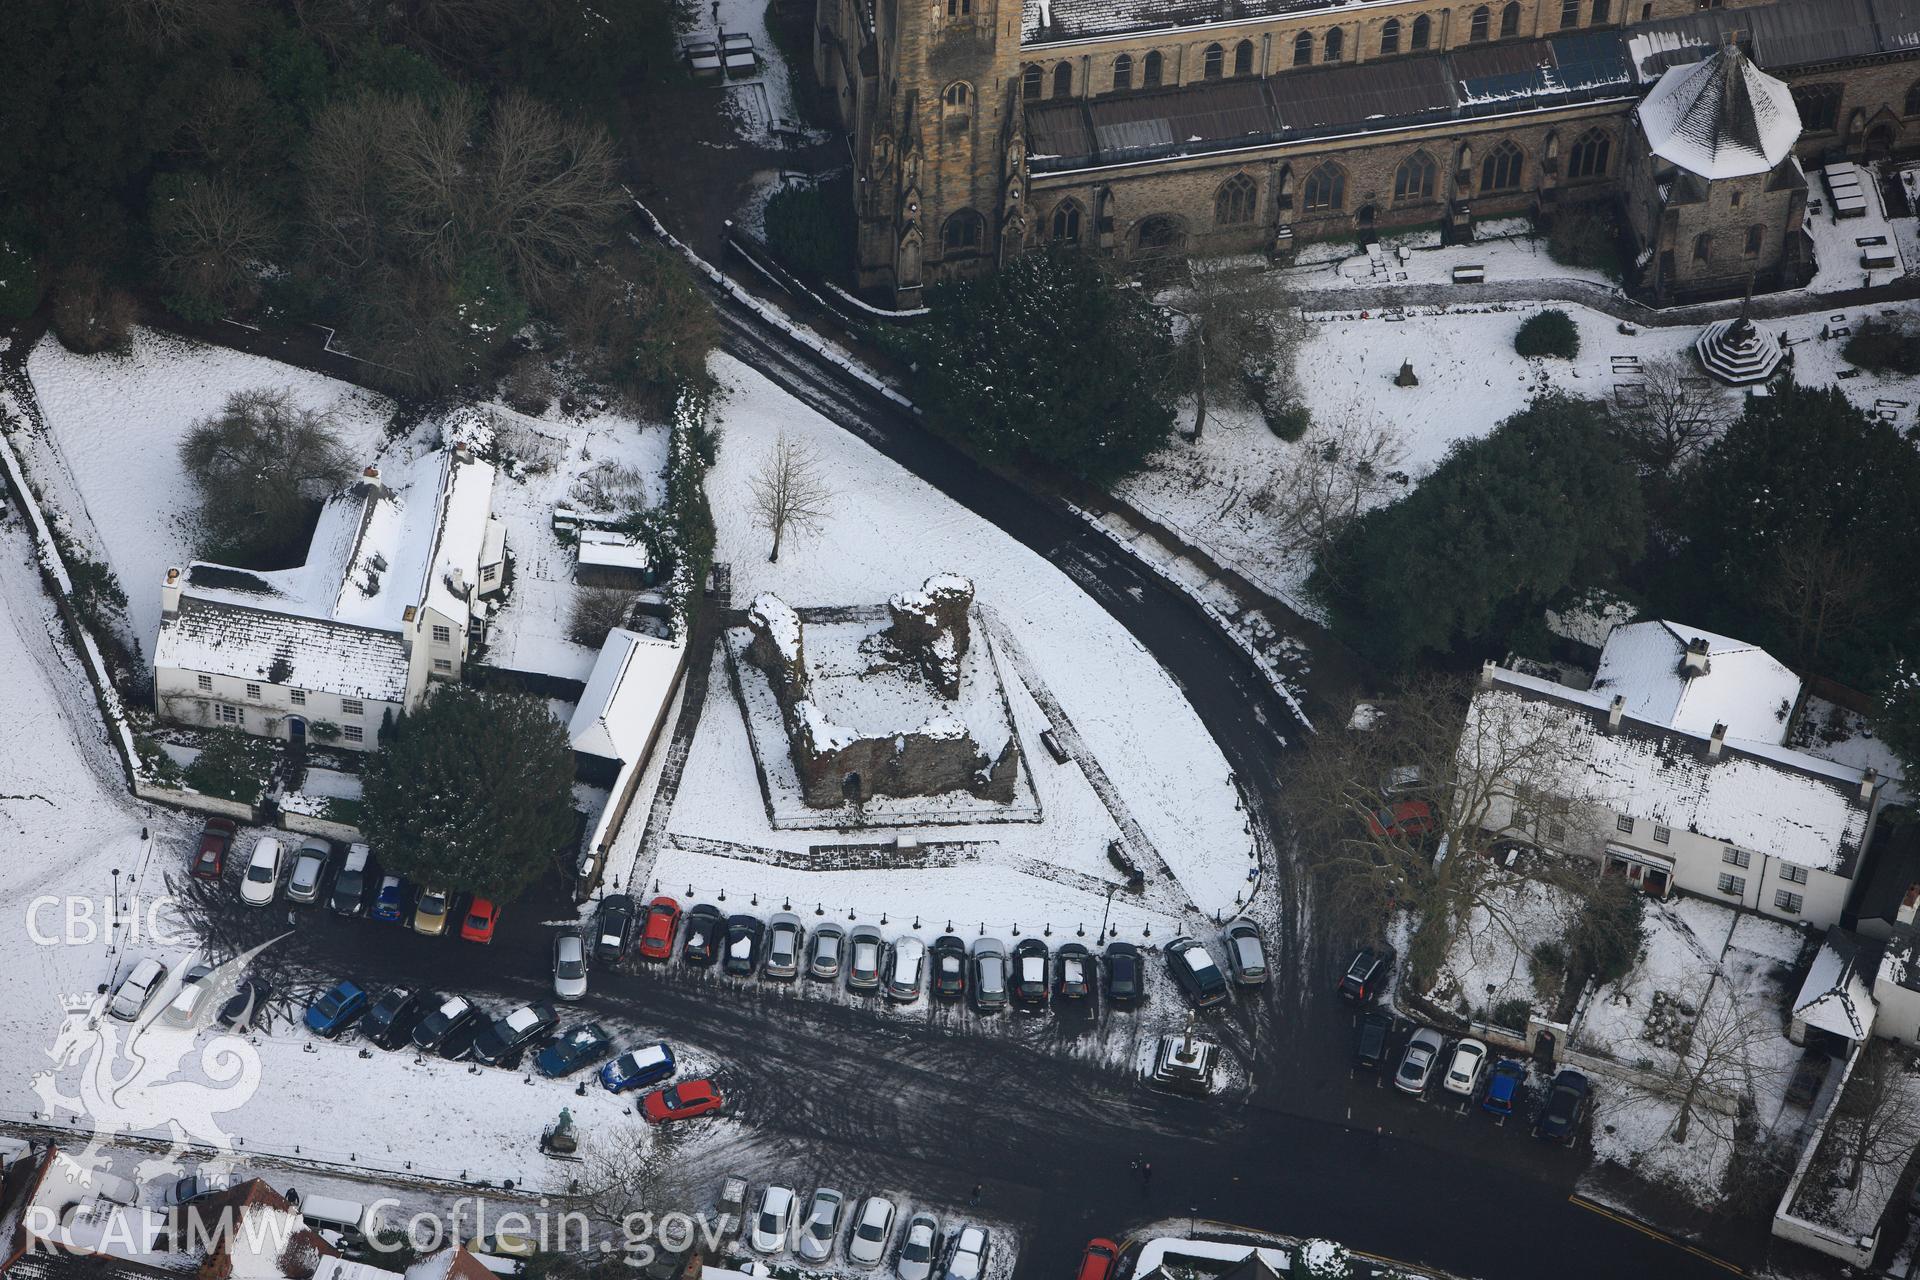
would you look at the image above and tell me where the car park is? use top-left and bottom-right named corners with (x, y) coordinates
top-left (1221, 919), bottom-right (1268, 986)
top-left (460, 897), bottom-right (499, 943)
top-left (639, 896), bottom-right (681, 960)
top-left (943, 1225), bottom-right (989, 1280)
top-left (191, 819), bottom-right (235, 880)
top-left (1077, 1239), bottom-right (1120, 1280)
top-left (1366, 800), bottom-right (1435, 840)
top-left (682, 904), bottom-right (724, 966)
top-left (896, 1213), bottom-right (938, 1280)
top-left (412, 885), bottom-right (453, 937)
top-left (109, 957), bottom-right (168, 1022)
top-left (239, 837), bottom-right (284, 906)
top-left (536, 1022), bottom-right (613, 1078)
top-left (847, 924), bottom-right (885, 992)
top-left (764, 913), bottom-right (804, 980)
top-left (1166, 936), bottom-right (1228, 1008)
top-left (642, 1079), bottom-right (723, 1124)
top-left (361, 987), bottom-right (430, 1050)
top-left (329, 843), bottom-right (372, 916)
top-left (600, 1042), bottom-right (676, 1093)
top-left (595, 894), bottom-right (636, 965)
top-left (971, 937), bottom-right (1009, 1012)
top-left (1443, 1038), bottom-right (1488, 1097)
top-left (1337, 945), bottom-right (1395, 1003)
top-left (286, 839), bottom-right (330, 904)
top-left (1394, 1026), bottom-right (1445, 1095)
top-left (1353, 1010), bottom-right (1392, 1070)
top-left (161, 1171), bottom-right (233, 1207)
top-left (305, 980), bottom-right (368, 1038)
top-left (846, 1196), bottom-right (896, 1267)
top-left (218, 977), bottom-right (270, 1031)
top-left (929, 935), bottom-right (967, 1000)
top-left (412, 995), bottom-right (484, 1057)
top-left (553, 933), bottom-right (589, 1000)
top-left (369, 874), bottom-right (408, 923)
top-left (1011, 938), bottom-right (1050, 1010)
top-left (795, 1188), bottom-right (844, 1264)
top-left (809, 923), bottom-right (846, 981)
top-left (723, 915), bottom-right (766, 977)
top-left (886, 935), bottom-right (927, 1001)
top-left (1483, 1059), bottom-right (1527, 1116)
top-left (163, 963), bottom-right (215, 1027)
top-left (472, 1002), bottom-right (559, 1067)
top-left (1103, 942), bottom-right (1143, 1006)
top-left (751, 1185), bottom-right (797, 1254)
top-left (1535, 1069), bottom-right (1590, 1142)
top-left (1055, 942), bottom-right (1093, 1001)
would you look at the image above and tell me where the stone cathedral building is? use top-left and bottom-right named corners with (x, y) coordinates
top-left (813, 0), bottom-right (1920, 306)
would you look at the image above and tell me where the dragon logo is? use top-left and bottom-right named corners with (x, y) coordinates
top-left (31, 934), bottom-right (286, 1187)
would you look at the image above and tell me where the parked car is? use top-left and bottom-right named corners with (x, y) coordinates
top-left (1076, 1239), bottom-right (1121, 1280)
top-left (594, 894), bottom-right (636, 965)
top-left (412, 885), bottom-right (453, 937)
top-left (305, 980), bottom-right (369, 1038)
top-left (639, 896), bottom-right (681, 961)
top-left (808, 922), bottom-right (847, 981)
top-left (285, 839), bottom-right (330, 905)
top-left (683, 904), bottom-right (724, 966)
top-left (553, 933), bottom-right (589, 1000)
top-left (1104, 942), bottom-right (1144, 1007)
top-left (929, 935), bottom-right (967, 1000)
top-left (536, 1021), bottom-right (613, 1078)
top-left (764, 913), bottom-right (804, 980)
top-left (412, 994), bottom-right (484, 1057)
top-left (369, 874), bottom-right (409, 924)
top-left (796, 1188), bottom-right (845, 1264)
top-left (460, 897), bottom-right (499, 943)
top-left (217, 977), bottom-right (270, 1031)
top-left (600, 1042), bottom-right (676, 1093)
top-left (239, 837), bottom-right (284, 907)
top-left (1166, 936), bottom-right (1228, 1008)
top-left (1483, 1059), bottom-right (1527, 1116)
top-left (109, 957), bottom-right (168, 1022)
top-left (895, 1213), bottom-right (938, 1280)
top-left (847, 924), bottom-right (885, 992)
top-left (1055, 942), bottom-right (1093, 1001)
top-left (641, 1079), bottom-right (723, 1124)
top-left (1011, 938), bottom-right (1050, 1010)
top-left (723, 914), bottom-right (766, 977)
top-left (1221, 919), bottom-right (1268, 986)
top-left (163, 963), bottom-right (215, 1027)
top-left (1379, 765), bottom-right (1424, 796)
top-left (1337, 944), bottom-right (1396, 1003)
top-left (1443, 1038), bottom-right (1488, 1097)
top-left (191, 819), bottom-right (235, 880)
top-left (472, 1001), bottom-right (559, 1067)
top-left (750, 1185), bottom-right (798, 1255)
top-left (943, 1224), bottom-right (989, 1280)
top-left (1353, 1010), bottom-right (1393, 1070)
top-left (161, 1171), bottom-right (233, 1207)
top-left (361, 987), bottom-right (431, 1050)
top-left (846, 1195), bottom-right (896, 1267)
top-left (1366, 800), bottom-right (1436, 839)
top-left (971, 937), bottom-right (1009, 1013)
top-left (1535, 1069), bottom-right (1591, 1142)
top-left (1394, 1026), bottom-right (1445, 1095)
top-left (329, 843), bottom-right (371, 916)
top-left (886, 935), bottom-right (927, 1002)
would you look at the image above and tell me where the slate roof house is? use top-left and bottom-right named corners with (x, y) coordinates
top-left (152, 439), bottom-right (505, 751)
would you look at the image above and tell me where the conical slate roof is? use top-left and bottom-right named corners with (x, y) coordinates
top-left (1637, 42), bottom-right (1800, 180)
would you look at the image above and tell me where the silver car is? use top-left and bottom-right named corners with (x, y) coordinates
top-left (895, 1213), bottom-right (939, 1280)
top-left (971, 938), bottom-right (1009, 1013)
top-left (553, 933), bottom-right (588, 1001)
top-left (285, 839), bottom-right (330, 904)
top-left (109, 957), bottom-right (168, 1022)
top-left (1395, 1026), bottom-right (1446, 1095)
top-left (809, 923), bottom-right (847, 981)
top-left (847, 924), bottom-right (885, 993)
top-left (1222, 918), bottom-right (1268, 986)
top-left (796, 1188), bottom-right (845, 1263)
top-left (886, 936), bottom-right (927, 1002)
top-left (764, 913), bottom-right (805, 981)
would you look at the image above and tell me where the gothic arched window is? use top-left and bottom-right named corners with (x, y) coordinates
top-left (1204, 43), bottom-right (1225, 79)
top-left (1112, 54), bottom-right (1133, 92)
top-left (1481, 139), bottom-right (1524, 191)
top-left (1293, 31), bottom-right (1313, 66)
top-left (1501, 2), bottom-right (1522, 37)
top-left (1215, 173), bottom-right (1258, 225)
top-left (1234, 40), bottom-right (1255, 75)
top-left (1144, 51), bottom-right (1164, 87)
top-left (1567, 128), bottom-right (1611, 179)
top-left (1393, 151), bottom-right (1437, 202)
top-left (943, 209), bottom-right (984, 252)
top-left (1470, 5), bottom-right (1491, 41)
top-left (1325, 27), bottom-right (1344, 61)
top-left (1412, 14), bottom-right (1432, 48)
top-left (1381, 18), bottom-right (1401, 53)
top-left (1302, 162), bottom-right (1345, 212)
top-left (1053, 61), bottom-right (1073, 97)
top-left (1051, 200), bottom-right (1083, 244)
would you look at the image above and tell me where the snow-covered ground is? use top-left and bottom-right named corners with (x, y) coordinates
top-left (1278, 221), bottom-right (1618, 294)
top-left (1425, 879), bottom-right (1582, 1028)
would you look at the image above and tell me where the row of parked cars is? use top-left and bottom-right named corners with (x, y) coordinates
top-left (105, 955), bottom-right (268, 1029)
top-left (742, 1182), bottom-right (990, 1280)
top-left (1354, 1011), bottom-right (1591, 1142)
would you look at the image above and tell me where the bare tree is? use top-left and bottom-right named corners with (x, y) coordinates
top-left (1833, 1040), bottom-right (1920, 1191)
top-left (570, 1124), bottom-right (670, 1233)
top-left (1265, 404), bottom-right (1410, 561)
top-left (113, 0), bottom-right (245, 45)
top-left (568, 588), bottom-right (635, 648)
top-left (474, 92), bottom-right (624, 306)
top-left (153, 176), bottom-right (277, 313)
top-left (1611, 355), bottom-right (1731, 474)
top-left (1762, 532), bottom-right (1885, 667)
top-left (750, 432), bottom-right (834, 563)
top-left (1175, 262), bottom-right (1309, 439)
top-left (179, 388), bottom-right (356, 562)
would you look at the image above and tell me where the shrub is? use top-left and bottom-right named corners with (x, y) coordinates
top-left (183, 730), bottom-right (277, 805)
top-left (1531, 938), bottom-right (1568, 973)
top-left (1842, 321), bottom-right (1920, 376)
top-left (50, 264), bottom-right (136, 354)
top-left (763, 181), bottom-right (854, 283)
top-left (569, 587), bottom-right (634, 647)
top-left (1567, 884), bottom-right (1645, 987)
top-left (1515, 308), bottom-right (1580, 359)
top-left (1492, 997), bottom-right (1532, 1031)
top-left (0, 235), bottom-right (42, 321)
top-left (179, 387), bottom-right (356, 568)
top-left (1546, 208), bottom-right (1622, 281)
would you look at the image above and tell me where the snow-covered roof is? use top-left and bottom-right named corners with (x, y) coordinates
top-left (1544, 588), bottom-right (1639, 651)
top-left (403, 1247), bottom-right (495, 1280)
top-left (155, 599), bottom-right (410, 703)
top-left (1468, 667), bottom-right (1873, 875)
top-left (1590, 620), bottom-right (1801, 744)
top-left (568, 628), bottom-right (687, 761)
top-left (576, 528), bottom-right (653, 572)
top-left (1794, 928), bottom-right (1877, 1041)
top-left (1636, 44), bottom-right (1800, 179)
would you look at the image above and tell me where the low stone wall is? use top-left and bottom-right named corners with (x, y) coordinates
top-left (281, 809), bottom-right (365, 845)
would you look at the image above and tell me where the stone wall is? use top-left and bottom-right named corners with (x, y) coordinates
top-left (885, 573), bottom-right (974, 698)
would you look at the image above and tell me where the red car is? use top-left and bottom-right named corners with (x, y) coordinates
top-left (1076, 1239), bottom-right (1121, 1280)
top-left (1366, 800), bottom-right (1436, 839)
top-left (460, 897), bottom-right (500, 944)
top-left (191, 819), bottom-right (237, 880)
top-left (638, 896), bottom-right (681, 961)
top-left (642, 1079), bottom-right (722, 1124)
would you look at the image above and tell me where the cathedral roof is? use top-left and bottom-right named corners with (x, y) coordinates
top-left (1636, 43), bottom-right (1801, 179)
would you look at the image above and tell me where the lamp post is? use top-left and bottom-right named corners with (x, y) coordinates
top-left (1099, 884), bottom-right (1118, 940)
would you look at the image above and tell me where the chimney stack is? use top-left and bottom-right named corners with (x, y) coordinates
top-left (1681, 636), bottom-right (1711, 679)
top-left (363, 464), bottom-right (380, 480)
top-left (161, 567), bottom-right (182, 621)
top-left (1606, 695), bottom-right (1625, 732)
top-left (1898, 883), bottom-right (1920, 929)
top-left (1861, 767), bottom-right (1880, 805)
top-left (1707, 722), bottom-right (1727, 758)
top-left (1479, 659), bottom-right (1498, 690)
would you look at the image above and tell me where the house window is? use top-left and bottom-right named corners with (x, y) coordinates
top-left (1791, 84), bottom-right (1842, 133)
top-left (1718, 873), bottom-right (1746, 896)
top-left (1723, 847), bottom-right (1750, 869)
top-left (1215, 173), bottom-right (1257, 225)
top-left (1234, 39), bottom-right (1254, 76)
top-left (1592, 0), bottom-right (1610, 19)
top-left (1502, 2), bottom-right (1522, 37)
top-left (343, 724), bottom-right (365, 744)
top-left (945, 0), bottom-right (970, 13)
top-left (1745, 224), bottom-right (1764, 256)
top-left (1548, 819), bottom-right (1567, 843)
top-left (1781, 863), bottom-right (1809, 885)
top-left (432, 624), bottom-right (452, 644)
top-left (215, 703), bottom-right (242, 726)
top-left (1023, 64), bottom-right (1042, 98)
top-left (1053, 61), bottom-right (1072, 97)
top-left (1302, 163), bottom-right (1345, 212)
top-left (1324, 27), bottom-right (1343, 61)
top-left (245, 682), bottom-right (261, 700)
top-left (1775, 890), bottom-right (1803, 915)
top-left (945, 81), bottom-right (971, 111)
top-left (482, 564), bottom-right (498, 582)
top-left (1051, 200), bottom-right (1082, 244)
top-left (433, 658), bottom-right (453, 672)
top-left (1293, 31), bottom-right (1313, 66)
top-left (1729, 190), bottom-right (1741, 208)
top-left (1470, 5), bottom-right (1490, 40)
top-left (1203, 43), bottom-right (1224, 80)
top-left (197, 674), bottom-right (213, 693)
top-left (290, 689), bottom-right (306, 706)
top-left (341, 698), bottom-right (365, 717)
top-left (1616, 815), bottom-right (1634, 833)
top-left (1136, 214), bottom-right (1183, 251)
top-left (1559, 0), bottom-right (1579, 27)
top-left (1381, 19), bottom-right (1401, 54)
top-left (1653, 824), bottom-right (1671, 844)
top-left (1694, 233), bottom-right (1713, 262)
top-left (1394, 151), bottom-right (1437, 202)
top-left (1481, 140), bottom-right (1523, 192)
top-left (1411, 14), bottom-right (1431, 48)
top-left (1112, 54), bottom-right (1132, 91)
top-left (1567, 128), bottom-right (1611, 180)
top-left (1144, 51), bottom-right (1163, 87)
top-left (942, 210), bottom-right (984, 252)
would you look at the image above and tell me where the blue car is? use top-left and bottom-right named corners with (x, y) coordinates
top-left (599, 1042), bottom-right (676, 1093)
top-left (369, 875), bottom-right (409, 924)
top-left (535, 1022), bottom-right (612, 1078)
top-left (1482, 1058), bottom-right (1527, 1116)
top-left (305, 980), bottom-right (369, 1038)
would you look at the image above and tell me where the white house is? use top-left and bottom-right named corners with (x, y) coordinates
top-left (1464, 621), bottom-right (1887, 930)
top-left (153, 437), bottom-right (505, 751)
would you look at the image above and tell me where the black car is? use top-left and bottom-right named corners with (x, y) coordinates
top-left (1535, 1069), bottom-right (1591, 1143)
top-left (722, 914), bottom-right (766, 977)
top-left (1354, 1010), bottom-right (1393, 1070)
top-left (683, 904), bottom-right (724, 967)
top-left (412, 994), bottom-right (486, 1058)
top-left (472, 1001), bottom-right (560, 1067)
top-left (929, 935), bottom-right (968, 1001)
top-left (1104, 942), bottom-right (1144, 1006)
top-left (361, 987), bottom-right (431, 1050)
top-left (1338, 944), bottom-right (1396, 1003)
top-left (1055, 942), bottom-right (1093, 1000)
top-left (218, 977), bottom-right (271, 1031)
top-left (1010, 938), bottom-right (1051, 1010)
top-left (594, 894), bottom-right (637, 967)
top-left (329, 849), bottom-right (372, 917)
top-left (1166, 936), bottom-right (1229, 1008)
top-left (534, 1021), bottom-right (613, 1078)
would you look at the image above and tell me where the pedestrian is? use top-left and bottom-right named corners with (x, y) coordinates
top-left (1143, 1162), bottom-right (1152, 1182)
top-left (969, 1183), bottom-right (981, 1205)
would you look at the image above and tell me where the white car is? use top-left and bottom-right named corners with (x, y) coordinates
top-left (796, 1188), bottom-right (845, 1263)
top-left (895, 1213), bottom-right (938, 1280)
top-left (846, 1195), bottom-right (896, 1267)
top-left (944, 1225), bottom-right (990, 1280)
top-left (109, 957), bottom-right (168, 1022)
top-left (239, 837), bottom-right (284, 906)
top-left (553, 934), bottom-right (588, 1001)
top-left (750, 1184), bottom-right (797, 1254)
top-left (1443, 1037), bottom-right (1488, 1097)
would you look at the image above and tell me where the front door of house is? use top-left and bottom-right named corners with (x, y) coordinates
top-left (288, 716), bottom-right (306, 745)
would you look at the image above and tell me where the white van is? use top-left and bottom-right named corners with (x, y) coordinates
top-left (297, 1192), bottom-right (374, 1238)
